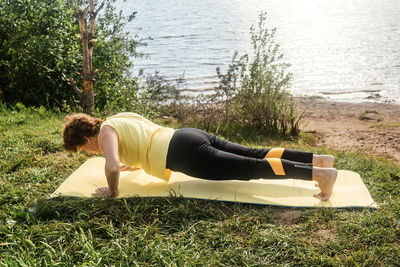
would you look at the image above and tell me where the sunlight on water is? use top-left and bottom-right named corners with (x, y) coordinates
top-left (120, 0), bottom-right (400, 102)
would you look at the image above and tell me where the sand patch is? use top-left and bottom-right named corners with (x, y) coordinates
top-left (296, 97), bottom-right (400, 163)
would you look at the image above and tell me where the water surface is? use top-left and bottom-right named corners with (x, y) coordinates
top-left (121, 0), bottom-right (400, 102)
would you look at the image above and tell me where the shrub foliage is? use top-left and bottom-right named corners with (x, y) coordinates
top-left (172, 13), bottom-right (301, 137)
top-left (236, 13), bottom-right (298, 135)
top-left (0, 0), bottom-right (139, 111)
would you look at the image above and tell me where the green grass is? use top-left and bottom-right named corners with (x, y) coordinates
top-left (1, 105), bottom-right (400, 266)
top-left (359, 109), bottom-right (379, 120)
top-left (372, 122), bottom-right (400, 129)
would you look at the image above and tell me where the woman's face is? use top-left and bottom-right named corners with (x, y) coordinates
top-left (77, 137), bottom-right (101, 154)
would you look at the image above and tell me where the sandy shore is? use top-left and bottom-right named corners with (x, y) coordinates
top-left (295, 97), bottom-right (400, 164)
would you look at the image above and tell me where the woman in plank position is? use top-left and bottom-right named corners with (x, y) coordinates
top-left (63, 112), bottom-right (337, 201)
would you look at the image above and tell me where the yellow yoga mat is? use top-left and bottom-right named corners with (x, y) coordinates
top-left (51, 157), bottom-right (378, 208)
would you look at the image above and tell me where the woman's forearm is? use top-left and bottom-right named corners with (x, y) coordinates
top-left (105, 165), bottom-right (120, 197)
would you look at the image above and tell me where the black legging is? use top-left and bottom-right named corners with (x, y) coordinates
top-left (166, 128), bottom-right (313, 181)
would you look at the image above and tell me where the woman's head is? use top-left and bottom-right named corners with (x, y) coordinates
top-left (63, 113), bottom-right (103, 153)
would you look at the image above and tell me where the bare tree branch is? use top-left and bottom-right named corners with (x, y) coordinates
top-left (69, 77), bottom-right (82, 97)
top-left (72, 0), bottom-right (104, 114)
top-left (77, 10), bottom-right (87, 34)
top-left (84, 5), bottom-right (90, 16)
top-left (94, 0), bottom-right (106, 16)
top-left (89, 1), bottom-right (105, 35)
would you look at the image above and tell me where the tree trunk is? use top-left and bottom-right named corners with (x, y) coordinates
top-left (69, 0), bottom-right (105, 114)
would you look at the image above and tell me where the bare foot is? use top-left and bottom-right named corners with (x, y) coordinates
top-left (312, 167), bottom-right (338, 201)
top-left (313, 155), bottom-right (335, 168)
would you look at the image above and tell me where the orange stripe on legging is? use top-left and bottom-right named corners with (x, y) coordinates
top-left (266, 158), bottom-right (286, 176)
top-left (265, 148), bottom-right (285, 159)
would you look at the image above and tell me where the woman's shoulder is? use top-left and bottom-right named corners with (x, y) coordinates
top-left (101, 113), bottom-right (142, 127)
top-left (106, 112), bottom-right (144, 120)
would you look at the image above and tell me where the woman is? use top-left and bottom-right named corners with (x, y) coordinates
top-left (63, 112), bottom-right (337, 201)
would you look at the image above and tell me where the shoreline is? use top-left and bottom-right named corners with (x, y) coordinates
top-left (295, 97), bottom-right (400, 164)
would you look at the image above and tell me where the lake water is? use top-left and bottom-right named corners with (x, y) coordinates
top-left (120, 0), bottom-right (400, 102)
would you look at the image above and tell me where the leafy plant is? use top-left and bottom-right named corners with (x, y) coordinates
top-left (0, 0), bottom-right (141, 111)
top-left (177, 12), bottom-right (301, 137)
top-left (0, 0), bottom-right (80, 108)
top-left (221, 12), bottom-right (300, 136)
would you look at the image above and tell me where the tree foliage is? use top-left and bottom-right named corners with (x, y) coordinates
top-left (0, 0), bottom-right (139, 110)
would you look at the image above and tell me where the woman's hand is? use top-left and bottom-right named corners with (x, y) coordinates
top-left (92, 187), bottom-right (119, 198)
top-left (120, 164), bottom-right (140, 172)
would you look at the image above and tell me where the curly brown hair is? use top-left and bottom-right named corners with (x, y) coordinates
top-left (63, 113), bottom-right (104, 152)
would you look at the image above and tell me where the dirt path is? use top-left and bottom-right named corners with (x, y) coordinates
top-left (296, 97), bottom-right (400, 164)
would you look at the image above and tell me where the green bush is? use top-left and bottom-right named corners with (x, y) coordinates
top-left (171, 13), bottom-right (300, 137)
top-left (217, 12), bottom-right (300, 136)
top-left (0, 0), bottom-right (80, 108)
top-left (0, 0), bottom-right (140, 111)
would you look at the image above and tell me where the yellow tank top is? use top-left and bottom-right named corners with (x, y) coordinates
top-left (99, 112), bottom-right (175, 181)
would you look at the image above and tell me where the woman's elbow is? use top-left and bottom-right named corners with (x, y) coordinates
top-left (105, 164), bottom-right (120, 175)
